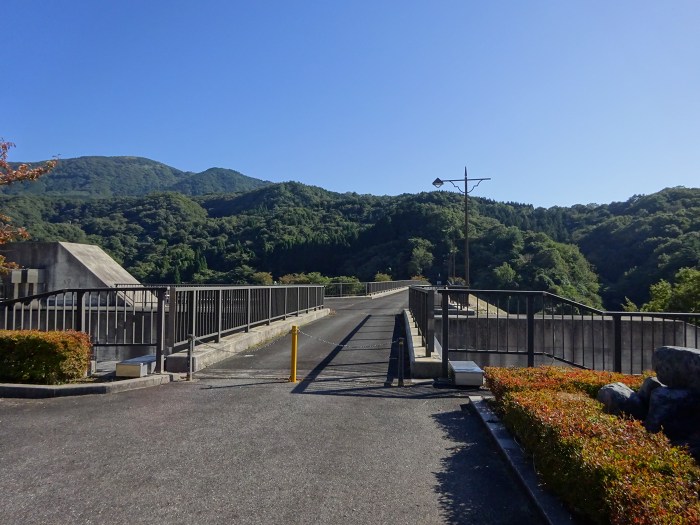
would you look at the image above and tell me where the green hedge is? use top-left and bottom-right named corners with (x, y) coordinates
top-left (485, 367), bottom-right (700, 524)
top-left (0, 330), bottom-right (92, 384)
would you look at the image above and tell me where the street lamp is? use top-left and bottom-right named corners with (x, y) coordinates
top-left (432, 167), bottom-right (490, 287)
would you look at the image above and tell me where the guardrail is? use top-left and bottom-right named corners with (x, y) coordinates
top-left (409, 286), bottom-right (699, 376)
top-left (326, 280), bottom-right (425, 297)
top-left (0, 285), bottom-right (325, 373)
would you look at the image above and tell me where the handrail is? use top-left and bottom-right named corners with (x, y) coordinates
top-left (408, 286), bottom-right (699, 376)
top-left (0, 284), bottom-right (325, 374)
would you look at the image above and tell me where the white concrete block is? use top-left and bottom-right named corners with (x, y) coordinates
top-left (449, 360), bottom-right (484, 387)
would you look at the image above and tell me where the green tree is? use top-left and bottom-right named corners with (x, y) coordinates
top-left (640, 267), bottom-right (700, 313)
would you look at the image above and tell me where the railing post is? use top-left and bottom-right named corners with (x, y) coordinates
top-left (165, 285), bottom-right (177, 355)
top-left (76, 290), bottom-right (86, 332)
top-left (268, 286), bottom-right (272, 325)
top-left (284, 286), bottom-right (288, 319)
top-left (397, 338), bottom-right (405, 387)
top-left (441, 289), bottom-right (449, 380)
top-left (613, 313), bottom-right (622, 373)
top-left (527, 294), bottom-right (535, 367)
top-left (155, 288), bottom-right (166, 373)
top-left (426, 289), bottom-right (435, 357)
top-left (289, 325), bottom-right (298, 383)
top-left (246, 287), bottom-right (252, 332)
top-left (189, 290), bottom-right (197, 340)
top-left (187, 334), bottom-right (195, 381)
top-left (216, 288), bottom-right (222, 343)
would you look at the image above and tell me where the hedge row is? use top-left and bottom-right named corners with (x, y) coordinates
top-left (485, 366), bottom-right (647, 402)
top-left (484, 366), bottom-right (700, 525)
top-left (0, 330), bottom-right (92, 384)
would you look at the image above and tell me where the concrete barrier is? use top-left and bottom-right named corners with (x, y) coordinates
top-left (166, 308), bottom-right (330, 373)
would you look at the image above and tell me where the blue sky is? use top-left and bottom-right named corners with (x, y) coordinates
top-left (4, 1), bottom-right (699, 208)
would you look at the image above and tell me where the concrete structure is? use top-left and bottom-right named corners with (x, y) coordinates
top-left (0, 242), bottom-right (139, 299)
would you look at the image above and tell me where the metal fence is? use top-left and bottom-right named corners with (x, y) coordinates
top-left (325, 280), bottom-right (426, 297)
top-left (0, 285), bottom-right (325, 373)
top-left (409, 286), bottom-right (699, 376)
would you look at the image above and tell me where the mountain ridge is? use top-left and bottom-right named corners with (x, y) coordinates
top-left (3, 156), bottom-right (272, 197)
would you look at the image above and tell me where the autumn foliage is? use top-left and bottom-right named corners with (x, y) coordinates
top-left (485, 367), bottom-right (700, 524)
top-left (0, 140), bottom-right (57, 271)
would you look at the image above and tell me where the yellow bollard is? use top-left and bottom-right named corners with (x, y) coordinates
top-left (289, 325), bottom-right (299, 382)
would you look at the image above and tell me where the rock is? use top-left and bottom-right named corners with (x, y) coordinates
top-left (653, 346), bottom-right (700, 393)
top-left (597, 382), bottom-right (646, 419)
top-left (637, 376), bottom-right (665, 405)
top-left (644, 387), bottom-right (700, 436)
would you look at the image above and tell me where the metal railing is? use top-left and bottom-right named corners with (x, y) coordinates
top-left (408, 286), bottom-right (436, 356)
top-left (0, 285), bottom-right (325, 373)
top-left (326, 280), bottom-right (426, 297)
top-left (409, 286), bottom-right (699, 376)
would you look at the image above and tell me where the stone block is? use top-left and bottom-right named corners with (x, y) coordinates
top-left (637, 376), bottom-right (665, 405)
top-left (653, 346), bottom-right (700, 393)
top-left (597, 382), bottom-right (645, 419)
top-left (645, 387), bottom-right (700, 436)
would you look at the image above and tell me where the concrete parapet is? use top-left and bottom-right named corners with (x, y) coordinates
top-left (403, 309), bottom-right (441, 378)
top-left (166, 308), bottom-right (330, 373)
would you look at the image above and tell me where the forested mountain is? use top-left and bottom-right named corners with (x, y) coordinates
top-left (0, 156), bottom-right (698, 310)
top-left (1, 156), bottom-right (270, 197)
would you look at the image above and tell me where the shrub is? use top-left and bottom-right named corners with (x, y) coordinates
top-left (485, 366), bottom-right (700, 524)
top-left (0, 330), bottom-right (92, 384)
top-left (484, 365), bottom-right (646, 402)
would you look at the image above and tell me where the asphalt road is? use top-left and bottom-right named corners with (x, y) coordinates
top-left (0, 291), bottom-right (545, 525)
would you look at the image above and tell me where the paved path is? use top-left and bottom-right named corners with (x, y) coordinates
top-left (0, 292), bottom-right (545, 524)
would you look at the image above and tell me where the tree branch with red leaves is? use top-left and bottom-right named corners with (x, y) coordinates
top-left (0, 140), bottom-right (57, 272)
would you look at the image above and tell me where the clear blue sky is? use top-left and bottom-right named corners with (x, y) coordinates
top-left (4, 1), bottom-right (699, 208)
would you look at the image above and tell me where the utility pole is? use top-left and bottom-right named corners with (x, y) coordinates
top-left (433, 167), bottom-right (491, 287)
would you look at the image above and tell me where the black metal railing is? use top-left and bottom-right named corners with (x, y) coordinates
top-left (408, 286), bottom-right (699, 376)
top-left (408, 286), bottom-right (436, 356)
top-left (325, 280), bottom-right (424, 298)
top-left (0, 285), bottom-right (325, 373)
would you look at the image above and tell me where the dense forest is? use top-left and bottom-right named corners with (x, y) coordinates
top-left (1, 156), bottom-right (698, 310)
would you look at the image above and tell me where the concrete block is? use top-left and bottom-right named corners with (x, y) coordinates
top-left (449, 360), bottom-right (484, 387)
top-left (116, 355), bottom-right (156, 378)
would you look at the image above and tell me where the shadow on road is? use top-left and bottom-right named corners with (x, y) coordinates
top-left (431, 406), bottom-right (546, 525)
top-left (290, 315), bottom-right (371, 394)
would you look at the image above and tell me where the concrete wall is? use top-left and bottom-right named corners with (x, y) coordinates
top-left (436, 315), bottom-right (699, 374)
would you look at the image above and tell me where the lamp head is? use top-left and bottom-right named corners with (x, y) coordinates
top-left (432, 178), bottom-right (444, 188)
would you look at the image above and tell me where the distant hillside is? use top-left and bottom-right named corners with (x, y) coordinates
top-left (0, 152), bottom-right (697, 309)
top-left (1, 156), bottom-right (271, 197)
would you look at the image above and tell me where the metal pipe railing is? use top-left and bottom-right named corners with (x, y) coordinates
top-left (0, 284), bottom-right (325, 373)
top-left (409, 286), bottom-right (699, 375)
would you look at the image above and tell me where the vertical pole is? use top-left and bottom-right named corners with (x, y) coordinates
top-left (155, 288), bottom-right (166, 373)
top-left (426, 289), bottom-right (435, 357)
top-left (527, 294), bottom-right (535, 367)
top-left (76, 290), bottom-right (86, 332)
top-left (187, 334), bottom-right (194, 381)
top-left (216, 289), bottom-right (222, 343)
top-left (165, 285), bottom-right (176, 353)
top-left (441, 289), bottom-right (449, 380)
top-left (398, 338), bottom-right (405, 387)
top-left (246, 288), bottom-right (252, 332)
top-left (464, 167), bottom-right (469, 287)
top-left (613, 313), bottom-right (622, 373)
top-left (289, 325), bottom-right (299, 382)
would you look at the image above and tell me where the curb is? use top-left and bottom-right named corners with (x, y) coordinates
top-left (0, 374), bottom-right (175, 399)
top-left (467, 395), bottom-right (577, 525)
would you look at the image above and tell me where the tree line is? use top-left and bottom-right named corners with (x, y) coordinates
top-left (1, 154), bottom-right (698, 311)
